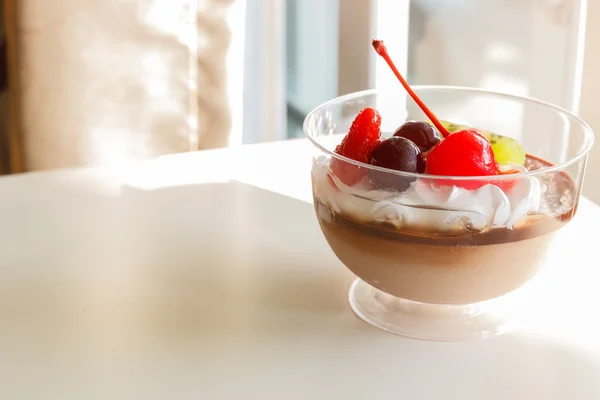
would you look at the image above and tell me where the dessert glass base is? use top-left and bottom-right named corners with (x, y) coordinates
top-left (349, 279), bottom-right (516, 341)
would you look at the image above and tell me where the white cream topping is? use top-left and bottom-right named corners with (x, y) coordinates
top-left (312, 156), bottom-right (541, 232)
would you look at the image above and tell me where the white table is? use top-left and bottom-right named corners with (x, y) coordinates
top-left (1, 139), bottom-right (599, 399)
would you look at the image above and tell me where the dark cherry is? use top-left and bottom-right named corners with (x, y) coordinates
top-left (369, 137), bottom-right (425, 191)
top-left (393, 121), bottom-right (442, 152)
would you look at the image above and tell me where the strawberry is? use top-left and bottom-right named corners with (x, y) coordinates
top-left (331, 107), bottom-right (382, 185)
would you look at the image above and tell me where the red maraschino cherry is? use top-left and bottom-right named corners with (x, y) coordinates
top-left (427, 129), bottom-right (499, 189)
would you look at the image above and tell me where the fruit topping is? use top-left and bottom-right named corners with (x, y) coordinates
top-left (370, 39), bottom-right (527, 192)
top-left (426, 129), bottom-right (499, 190)
top-left (393, 121), bottom-right (442, 153)
top-left (486, 132), bottom-right (526, 166)
top-left (440, 120), bottom-right (525, 166)
top-left (331, 107), bottom-right (382, 185)
top-left (370, 137), bottom-right (425, 191)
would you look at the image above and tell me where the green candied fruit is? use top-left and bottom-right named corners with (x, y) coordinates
top-left (437, 119), bottom-right (526, 167)
top-left (482, 131), bottom-right (526, 166)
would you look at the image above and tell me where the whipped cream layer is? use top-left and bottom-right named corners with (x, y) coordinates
top-left (312, 156), bottom-right (541, 232)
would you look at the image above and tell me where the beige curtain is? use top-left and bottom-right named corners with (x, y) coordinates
top-left (3, 0), bottom-right (22, 173)
top-left (12, 0), bottom-right (234, 172)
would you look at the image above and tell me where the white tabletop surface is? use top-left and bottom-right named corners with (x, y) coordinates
top-left (1, 139), bottom-right (600, 399)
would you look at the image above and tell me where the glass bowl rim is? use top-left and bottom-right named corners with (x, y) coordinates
top-left (303, 86), bottom-right (595, 181)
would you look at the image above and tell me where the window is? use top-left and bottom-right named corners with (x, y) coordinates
top-left (244, 0), bottom-right (587, 142)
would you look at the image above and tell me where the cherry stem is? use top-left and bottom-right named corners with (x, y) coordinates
top-left (372, 39), bottom-right (451, 138)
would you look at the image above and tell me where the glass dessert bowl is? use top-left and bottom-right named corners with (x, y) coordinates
top-left (304, 42), bottom-right (593, 341)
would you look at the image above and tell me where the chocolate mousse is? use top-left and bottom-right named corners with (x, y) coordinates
top-left (313, 154), bottom-right (576, 305)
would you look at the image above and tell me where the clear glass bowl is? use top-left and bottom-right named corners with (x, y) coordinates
top-left (304, 87), bottom-right (594, 341)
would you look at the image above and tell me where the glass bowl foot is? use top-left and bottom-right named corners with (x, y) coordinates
top-left (349, 279), bottom-right (515, 341)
